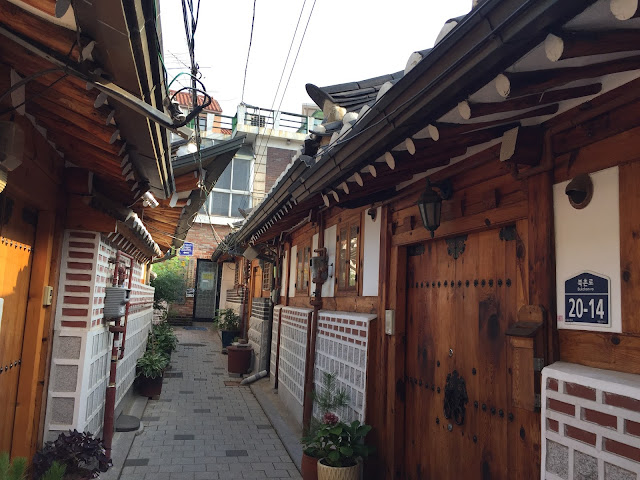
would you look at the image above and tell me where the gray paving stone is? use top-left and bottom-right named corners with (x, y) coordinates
top-left (120, 325), bottom-right (300, 479)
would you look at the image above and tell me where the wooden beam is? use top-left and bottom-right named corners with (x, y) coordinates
top-left (438, 104), bottom-right (558, 138)
top-left (27, 96), bottom-right (119, 145)
top-left (496, 55), bottom-right (640, 98)
top-left (19, 0), bottom-right (56, 16)
top-left (559, 330), bottom-right (640, 375)
top-left (619, 161), bottom-right (640, 334)
top-left (500, 126), bottom-right (544, 166)
top-left (0, 0), bottom-right (81, 61)
top-left (174, 172), bottom-right (198, 192)
top-left (64, 168), bottom-right (93, 195)
top-left (545, 30), bottom-right (640, 62)
top-left (429, 143), bottom-right (502, 183)
top-left (458, 83), bottom-right (602, 120)
top-left (610, 0), bottom-right (640, 20)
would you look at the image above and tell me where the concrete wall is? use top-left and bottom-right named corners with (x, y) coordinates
top-left (45, 231), bottom-right (154, 440)
top-left (542, 362), bottom-right (640, 479)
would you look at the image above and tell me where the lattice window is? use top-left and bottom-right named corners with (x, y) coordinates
top-left (262, 262), bottom-right (273, 292)
top-left (336, 221), bottom-right (360, 292)
top-left (296, 243), bottom-right (311, 294)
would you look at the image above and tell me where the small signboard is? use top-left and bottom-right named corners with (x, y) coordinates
top-left (185, 288), bottom-right (195, 298)
top-left (179, 242), bottom-right (194, 256)
top-left (564, 272), bottom-right (610, 326)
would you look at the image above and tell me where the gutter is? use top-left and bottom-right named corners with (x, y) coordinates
top-left (234, 0), bottom-right (598, 245)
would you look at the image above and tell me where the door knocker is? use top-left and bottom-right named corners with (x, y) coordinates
top-left (443, 370), bottom-right (468, 426)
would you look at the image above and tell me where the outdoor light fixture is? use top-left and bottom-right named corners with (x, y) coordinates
top-left (142, 191), bottom-right (159, 208)
top-left (186, 140), bottom-right (198, 153)
top-left (417, 178), bottom-right (452, 238)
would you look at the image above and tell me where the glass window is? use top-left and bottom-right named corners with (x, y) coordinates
top-left (231, 194), bottom-right (251, 217)
top-left (296, 243), bottom-right (311, 294)
top-left (216, 163), bottom-right (232, 190)
top-left (232, 159), bottom-right (251, 190)
top-left (210, 191), bottom-right (230, 216)
top-left (337, 221), bottom-right (359, 292)
top-left (198, 115), bottom-right (207, 131)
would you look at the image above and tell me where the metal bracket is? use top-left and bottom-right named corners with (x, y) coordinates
top-left (534, 394), bottom-right (541, 409)
top-left (446, 235), bottom-right (467, 259)
top-left (533, 357), bottom-right (545, 372)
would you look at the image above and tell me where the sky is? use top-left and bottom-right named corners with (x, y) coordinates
top-left (159, 1), bottom-right (472, 116)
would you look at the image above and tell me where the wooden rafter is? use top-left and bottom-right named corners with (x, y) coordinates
top-left (496, 55), bottom-right (640, 98)
top-left (458, 83), bottom-right (602, 119)
top-left (545, 30), bottom-right (640, 62)
top-left (610, 0), bottom-right (640, 20)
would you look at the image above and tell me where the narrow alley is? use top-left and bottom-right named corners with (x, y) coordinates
top-left (120, 326), bottom-right (301, 480)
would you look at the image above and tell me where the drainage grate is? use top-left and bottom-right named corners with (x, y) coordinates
top-left (164, 372), bottom-right (183, 378)
top-left (181, 343), bottom-right (206, 347)
top-left (124, 459), bottom-right (149, 467)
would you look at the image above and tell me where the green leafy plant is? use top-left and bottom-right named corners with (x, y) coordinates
top-left (302, 372), bottom-right (350, 458)
top-left (38, 462), bottom-right (65, 480)
top-left (150, 257), bottom-right (187, 310)
top-left (214, 308), bottom-right (240, 331)
top-left (150, 321), bottom-right (178, 355)
top-left (136, 351), bottom-right (169, 379)
top-left (31, 430), bottom-right (111, 479)
top-left (313, 420), bottom-right (374, 468)
top-left (0, 452), bottom-right (27, 480)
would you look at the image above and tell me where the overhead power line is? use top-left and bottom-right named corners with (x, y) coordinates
top-left (241, 0), bottom-right (257, 104)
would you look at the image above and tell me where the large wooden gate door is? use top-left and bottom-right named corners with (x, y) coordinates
top-left (0, 195), bottom-right (36, 453)
top-left (404, 226), bottom-right (519, 480)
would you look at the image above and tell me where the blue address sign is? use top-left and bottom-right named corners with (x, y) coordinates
top-left (179, 242), bottom-right (194, 256)
top-left (564, 272), bottom-right (610, 325)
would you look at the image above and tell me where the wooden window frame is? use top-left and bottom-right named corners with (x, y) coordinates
top-left (295, 242), bottom-right (311, 295)
top-left (335, 218), bottom-right (361, 295)
top-left (234, 260), bottom-right (241, 286)
top-left (262, 261), bottom-right (273, 293)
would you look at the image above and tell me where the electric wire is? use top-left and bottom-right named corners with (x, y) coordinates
top-left (0, 73), bottom-right (68, 117)
top-left (240, 0), bottom-right (257, 104)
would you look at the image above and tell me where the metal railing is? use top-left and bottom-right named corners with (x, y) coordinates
top-left (238, 105), bottom-right (321, 135)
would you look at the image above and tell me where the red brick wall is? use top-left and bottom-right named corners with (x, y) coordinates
top-left (168, 223), bottom-right (230, 317)
top-left (266, 147), bottom-right (295, 192)
top-left (542, 363), bottom-right (640, 479)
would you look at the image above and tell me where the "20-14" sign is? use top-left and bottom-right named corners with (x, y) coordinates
top-left (564, 272), bottom-right (610, 326)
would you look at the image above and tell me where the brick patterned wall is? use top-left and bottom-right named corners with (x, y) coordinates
top-left (314, 311), bottom-right (375, 423)
top-left (542, 362), bottom-right (640, 480)
top-left (169, 223), bottom-right (230, 318)
top-left (248, 298), bottom-right (272, 372)
top-left (265, 147), bottom-right (295, 192)
top-left (46, 231), bottom-right (154, 439)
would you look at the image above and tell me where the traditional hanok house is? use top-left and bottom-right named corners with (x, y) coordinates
top-left (213, 0), bottom-right (640, 478)
top-left (0, 0), bottom-right (243, 462)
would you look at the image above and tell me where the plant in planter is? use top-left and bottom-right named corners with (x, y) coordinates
top-left (135, 350), bottom-right (169, 398)
top-left (313, 419), bottom-right (374, 480)
top-left (31, 430), bottom-right (111, 480)
top-left (151, 321), bottom-right (178, 358)
top-left (1, 451), bottom-right (65, 480)
top-left (214, 308), bottom-right (240, 348)
top-left (301, 372), bottom-right (349, 480)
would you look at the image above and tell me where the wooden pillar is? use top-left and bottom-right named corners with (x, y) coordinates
top-left (527, 169), bottom-right (558, 365)
top-left (12, 211), bottom-right (56, 458)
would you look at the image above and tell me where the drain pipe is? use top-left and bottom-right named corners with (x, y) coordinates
top-left (103, 250), bottom-right (130, 459)
top-left (240, 370), bottom-right (268, 385)
top-left (302, 212), bottom-right (326, 430)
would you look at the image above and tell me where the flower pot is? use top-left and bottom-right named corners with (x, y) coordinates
top-left (221, 329), bottom-right (240, 348)
top-left (301, 453), bottom-right (319, 480)
top-left (317, 459), bottom-right (360, 480)
top-left (135, 373), bottom-right (164, 397)
top-left (227, 344), bottom-right (252, 374)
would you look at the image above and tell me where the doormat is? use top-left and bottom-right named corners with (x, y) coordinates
top-left (183, 326), bottom-right (207, 331)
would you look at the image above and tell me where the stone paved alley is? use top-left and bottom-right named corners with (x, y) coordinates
top-left (119, 326), bottom-right (302, 480)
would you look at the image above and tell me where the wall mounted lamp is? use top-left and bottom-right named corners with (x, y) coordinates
top-left (417, 178), bottom-right (452, 238)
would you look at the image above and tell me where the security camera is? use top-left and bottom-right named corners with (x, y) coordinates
top-left (565, 173), bottom-right (593, 210)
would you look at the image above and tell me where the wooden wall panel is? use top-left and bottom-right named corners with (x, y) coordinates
top-left (619, 161), bottom-right (640, 334)
top-left (559, 331), bottom-right (640, 375)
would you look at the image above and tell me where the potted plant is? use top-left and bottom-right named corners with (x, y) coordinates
top-left (313, 419), bottom-right (374, 480)
top-left (151, 321), bottom-right (178, 359)
top-left (301, 372), bottom-right (350, 480)
top-left (31, 430), bottom-right (111, 480)
top-left (214, 308), bottom-right (240, 348)
top-left (134, 350), bottom-right (169, 398)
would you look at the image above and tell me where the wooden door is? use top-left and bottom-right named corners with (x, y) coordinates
top-left (404, 226), bottom-right (520, 480)
top-left (0, 194), bottom-right (36, 453)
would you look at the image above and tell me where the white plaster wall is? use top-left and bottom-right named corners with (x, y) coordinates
top-left (289, 245), bottom-right (297, 298)
top-left (218, 262), bottom-right (236, 310)
top-left (554, 167), bottom-right (621, 332)
top-left (362, 207), bottom-right (381, 297)
top-left (322, 225), bottom-right (337, 298)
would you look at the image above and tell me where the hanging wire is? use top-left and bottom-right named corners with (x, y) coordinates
top-left (240, 0), bottom-right (257, 104)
